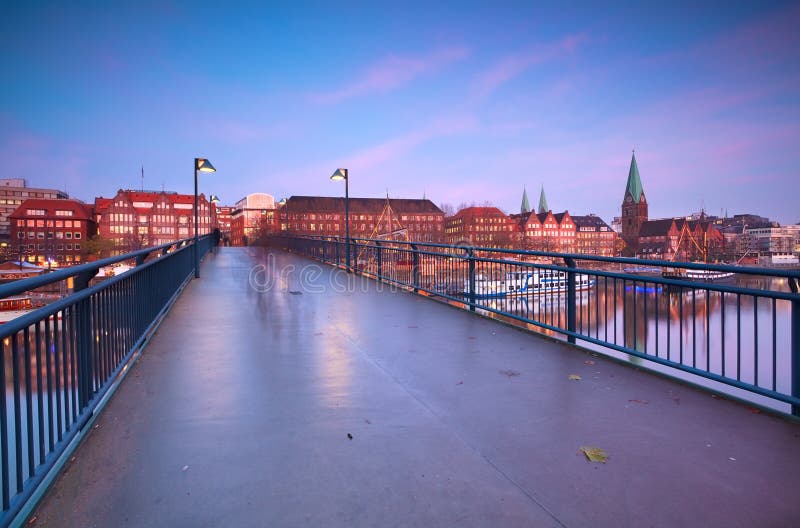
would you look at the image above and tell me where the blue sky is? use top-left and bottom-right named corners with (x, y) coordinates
top-left (1, 1), bottom-right (798, 224)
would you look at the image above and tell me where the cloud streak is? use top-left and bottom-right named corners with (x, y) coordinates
top-left (310, 46), bottom-right (469, 104)
top-left (471, 33), bottom-right (588, 101)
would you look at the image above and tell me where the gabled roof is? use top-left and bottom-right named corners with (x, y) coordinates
top-left (537, 186), bottom-right (549, 214)
top-left (288, 196), bottom-right (442, 215)
top-left (94, 198), bottom-right (112, 214)
top-left (638, 218), bottom-right (676, 237)
top-left (624, 152), bottom-right (644, 203)
top-left (450, 206), bottom-right (509, 220)
top-left (553, 211), bottom-right (571, 223)
top-left (9, 198), bottom-right (93, 220)
top-left (571, 215), bottom-right (613, 231)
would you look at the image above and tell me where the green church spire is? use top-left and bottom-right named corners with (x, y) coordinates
top-left (625, 151), bottom-right (644, 203)
top-left (520, 187), bottom-right (531, 214)
top-left (537, 185), bottom-right (549, 214)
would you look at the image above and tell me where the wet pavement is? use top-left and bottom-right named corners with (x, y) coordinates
top-left (30, 247), bottom-right (800, 527)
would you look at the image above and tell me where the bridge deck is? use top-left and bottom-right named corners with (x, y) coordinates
top-left (31, 247), bottom-right (799, 527)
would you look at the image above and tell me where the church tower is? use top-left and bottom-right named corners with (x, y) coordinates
top-left (621, 151), bottom-right (648, 254)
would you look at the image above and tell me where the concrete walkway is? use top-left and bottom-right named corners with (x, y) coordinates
top-left (31, 247), bottom-right (800, 527)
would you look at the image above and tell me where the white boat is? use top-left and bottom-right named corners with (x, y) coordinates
top-left (0, 296), bottom-right (35, 324)
top-left (662, 269), bottom-right (735, 283)
top-left (466, 269), bottom-right (595, 299)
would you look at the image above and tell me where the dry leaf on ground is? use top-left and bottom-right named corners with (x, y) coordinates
top-left (580, 446), bottom-right (608, 463)
top-left (568, 374), bottom-right (582, 381)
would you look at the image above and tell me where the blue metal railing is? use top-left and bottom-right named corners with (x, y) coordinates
top-left (273, 235), bottom-right (800, 417)
top-left (0, 234), bottom-right (215, 527)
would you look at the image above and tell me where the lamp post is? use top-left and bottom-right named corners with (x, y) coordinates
top-left (194, 157), bottom-right (216, 278)
top-left (330, 168), bottom-right (350, 272)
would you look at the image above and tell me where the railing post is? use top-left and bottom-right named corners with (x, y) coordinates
top-left (565, 257), bottom-right (577, 344)
top-left (468, 248), bottom-right (476, 312)
top-left (335, 239), bottom-right (340, 267)
top-left (411, 244), bottom-right (419, 292)
top-left (790, 277), bottom-right (800, 416)
top-left (73, 269), bottom-right (98, 409)
top-left (375, 241), bottom-right (383, 280)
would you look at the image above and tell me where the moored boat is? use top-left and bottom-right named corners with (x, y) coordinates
top-left (466, 269), bottom-right (595, 299)
top-left (662, 268), bottom-right (735, 283)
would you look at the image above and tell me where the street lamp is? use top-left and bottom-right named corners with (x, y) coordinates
top-left (330, 168), bottom-right (350, 272)
top-left (194, 157), bottom-right (216, 278)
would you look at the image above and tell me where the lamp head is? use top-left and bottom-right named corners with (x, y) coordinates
top-left (278, 198), bottom-right (287, 206)
top-left (330, 168), bottom-right (347, 181)
top-left (196, 158), bottom-right (216, 173)
top-left (209, 194), bottom-right (220, 203)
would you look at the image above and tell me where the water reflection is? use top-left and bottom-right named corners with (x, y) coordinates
top-left (474, 275), bottom-right (793, 412)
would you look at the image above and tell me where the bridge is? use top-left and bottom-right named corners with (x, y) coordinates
top-left (2, 238), bottom-right (800, 527)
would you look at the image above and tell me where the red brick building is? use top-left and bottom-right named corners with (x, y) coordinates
top-left (94, 190), bottom-right (215, 253)
top-left (284, 196), bottom-right (444, 243)
top-left (511, 210), bottom-right (576, 253)
top-left (10, 198), bottom-right (96, 267)
top-left (445, 207), bottom-right (517, 248)
top-left (637, 217), bottom-right (724, 261)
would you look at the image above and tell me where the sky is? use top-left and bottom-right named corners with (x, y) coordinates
top-left (1, 1), bottom-right (798, 224)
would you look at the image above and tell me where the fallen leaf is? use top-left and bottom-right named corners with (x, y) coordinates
top-left (456, 381), bottom-right (464, 385)
top-left (347, 433), bottom-right (353, 440)
top-left (499, 369), bottom-right (520, 377)
top-left (729, 457), bottom-right (736, 461)
top-left (27, 515), bottom-right (37, 525)
top-left (628, 399), bottom-right (649, 404)
top-left (182, 465), bottom-right (189, 472)
top-left (580, 446), bottom-right (608, 463)
top-left (584, 360), bottom-right (595, 366)
top-left (364, 419), bottom-right (371, 424)
top-left (568, 374), bottom-right (582, 381)
top-left (748, 408), bottom-right (761, 414)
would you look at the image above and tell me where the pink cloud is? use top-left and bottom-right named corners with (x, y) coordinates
top-left (471, 33), bottom-right (588, 100)
top-left (310, 46), bottom-right (470, 104)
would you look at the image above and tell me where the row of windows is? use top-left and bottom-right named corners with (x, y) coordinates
top-left (19, 243), bottom-right (81, 251)
top-left (17, 219), bottom-right (83, 228)
top-left (18, 231), bottom-right (82, 239)
top-left (21, 254), bottom-right (82, 263)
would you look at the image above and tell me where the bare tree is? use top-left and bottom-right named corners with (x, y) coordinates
top-left (439, 202), bottom-right (455, 217)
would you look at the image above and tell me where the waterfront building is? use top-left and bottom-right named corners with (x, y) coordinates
top-left (512, 209), bottom-right (576, 253)
top-left (9, 198), bottom-right (96, 267)
top-left (95, 190), bottom-right (215, 253)
top-left (0, 179), bottom-right (68, 258)
top-left (445, 206), bottom-right (517, 248)
top-left (637, 217), bottom-right (724, 261)
top-left (230, 193), bottom-right (277, 246)
top-left (285, 196), bottom-right (444, 243)
top-left (572, 214), bottom-right (618, 256)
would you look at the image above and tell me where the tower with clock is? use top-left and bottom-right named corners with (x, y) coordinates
top-left (621, 151), bottom-right (648, 255)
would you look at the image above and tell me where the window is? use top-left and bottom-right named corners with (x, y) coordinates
top-left (37, 232), bottom-right (44, 239)
top-left (28, 232), bottom-right (34, 238)
top-left (65, 232), bottom-right (72, 239)
top-left (74, 232), bottom-right (81, 239)
top-left (26, 209), bottom-right (46, 216)
top-left (74, 244), bottom-right (81, 250)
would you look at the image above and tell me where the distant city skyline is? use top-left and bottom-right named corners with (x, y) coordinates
top-left (1, 1), bottom-right (798, 224)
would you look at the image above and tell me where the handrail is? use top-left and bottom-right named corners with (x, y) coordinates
top-left (273, 234), bottom-right (800, 418)
top-left (0, 234), bottom-right (215, 527)
top-left (0, 238), bottom-right (193, 299)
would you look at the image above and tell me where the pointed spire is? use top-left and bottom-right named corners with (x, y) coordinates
top-left (520, 187), bottom-right (531, 214)
top-left (624, 151), bottom-right (644, 203)
top-left (537, 185), bottom-right (549, 214)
